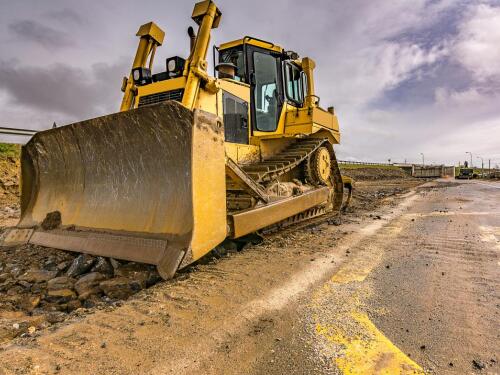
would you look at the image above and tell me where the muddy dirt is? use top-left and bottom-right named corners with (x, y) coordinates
top-left (0, 166), bottom-right (425, 374)
top-left (0, 156), bottom-right (20, 228)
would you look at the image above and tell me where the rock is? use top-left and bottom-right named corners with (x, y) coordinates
top-left (221, 240), bottom-right (238, 253)
top-left (0, 280), bottom-right (15, 293)
top-left (109, 258), bottom-right (121, 271)
top-left (17, 280), bottom-right (32, 289)
top-left (30, 283), bottom-right (43, 293)
top-left (99, 277), bottom-right (138, 299)
top-left (21, 295), bottom-right (41, 311)
top-left (75, 272), bottom-right (106, 299)
top-left (7, 286), bottom-right (24, 295)
top-left (3, 321), bottom-right (31, 340)
top-left (146, 271), bottom-right (162, 287)
top-left (472, 359), bottom-right (486, 370)
top-left (327, 216), bottom-right (342, 226)
top-left (47, 276), bottom-right (75, 291)
top-left (66, 254), bottom-right (96, 278)
top-left (46, 288), bottom-right (76, 303)
top-left (0, 273), bottom-right (11, 282)
top-left (211, 245), bottom-right (227, 258)
top-left (9, 266), bottom-right (23, 277)
top-left (64, 300), bottom-right (82, 312)
top-left (46, 312), bottom-right (66, 324)
top-left (91, 257), bottom-right (113, 275)
top-left (82, 296), bottom-right (100, 309)
top-left (43, 260), bottom-right (57, 271)
top-left (19, 269), bottom-right (57, 283)
top-left (114, 263), bottom-right (149, 288)
top-left (56, 261), bottom-right (71, 272)
top-left (41, 211), bottom-right (62, 230)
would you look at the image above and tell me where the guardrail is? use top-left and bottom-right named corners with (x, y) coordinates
top-left (338, 160), bottom-right (394, 166)
top-left (338, 160), bottom-right (451, 168)
top-left (0, 126), bottom-right (38, 136)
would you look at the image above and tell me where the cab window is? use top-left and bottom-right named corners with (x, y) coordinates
top-left (284, 62), bottom-right (304, 106)
top-left (219, 47), bottom-right (246, 82)
top-left (253, 51), bottom-right (280, 131)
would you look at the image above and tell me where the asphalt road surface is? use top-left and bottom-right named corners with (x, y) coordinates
top-left (0, 179), bottom-right (498, 374)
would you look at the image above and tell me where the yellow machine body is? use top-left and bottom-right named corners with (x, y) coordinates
top-left (6, 0), bottom-right (351, 279)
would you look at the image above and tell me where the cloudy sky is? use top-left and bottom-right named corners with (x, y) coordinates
top-left (0, 0), bottom-right (499, 166)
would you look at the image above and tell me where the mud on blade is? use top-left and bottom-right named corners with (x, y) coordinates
top-left (16, 101), bottom-right (227, 279)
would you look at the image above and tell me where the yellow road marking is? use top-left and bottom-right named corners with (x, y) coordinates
top-left (315, 313), bottom-right (423, 375)
top-left (311, 230), bottom-right (425, 374)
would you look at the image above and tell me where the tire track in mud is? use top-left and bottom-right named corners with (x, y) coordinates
top-left (365, 180), bottom-right (500, 374)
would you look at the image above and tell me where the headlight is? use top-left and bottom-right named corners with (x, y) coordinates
top-left (167, 59), bottom-right (176, 72)
top-left (131, 67), bottom-right (152, 86)
top-left (166, 56), bottom-right (185, 78)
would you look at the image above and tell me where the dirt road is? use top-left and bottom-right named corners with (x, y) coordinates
top-left (305, 179), bottom-right (499, 375)
top-left (0, 178), bottom-right (498, 374)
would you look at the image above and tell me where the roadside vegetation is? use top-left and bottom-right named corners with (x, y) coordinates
top-left (0, 143), bottom-right (20, 159)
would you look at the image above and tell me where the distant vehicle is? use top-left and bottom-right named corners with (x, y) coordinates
top-left (455, 168), bottom-right (474, 180)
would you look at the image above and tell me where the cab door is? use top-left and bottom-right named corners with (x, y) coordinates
top-left (222, 91), bottom-right (248, 144)
top-left (246, 47), bottom-right (284, 133)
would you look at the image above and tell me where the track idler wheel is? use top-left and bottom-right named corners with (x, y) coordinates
top-left (307, 146), bottom-right (331, 185)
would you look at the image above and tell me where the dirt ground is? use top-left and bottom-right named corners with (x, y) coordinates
top-left (0, 166), bottom-right (425, 374)
top-left (1, 167), bottom-right (497, 374)
top-left (0, 156), bottom-right (20, 228)
top-left (340, 165), bottom-right (409, 181)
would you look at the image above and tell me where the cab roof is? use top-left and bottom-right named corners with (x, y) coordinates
top-left (218, 37), bottom-right (283, 53)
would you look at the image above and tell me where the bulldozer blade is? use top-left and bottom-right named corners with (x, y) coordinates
top-left (15, 101), bottom-right (227, 279)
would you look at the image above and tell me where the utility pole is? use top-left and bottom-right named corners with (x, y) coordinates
top-left (477, 156), bottom-right (484, 173)
top-left (420, 153), bottom-right (424, 166)
top-left (466, 152), bottom-right (472, 168)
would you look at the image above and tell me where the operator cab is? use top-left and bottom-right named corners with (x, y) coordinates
top-left (217, 37), bottom-right (308, 143)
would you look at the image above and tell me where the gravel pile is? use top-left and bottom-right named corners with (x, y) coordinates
top-left (0, 243), bottom-right (161, 342)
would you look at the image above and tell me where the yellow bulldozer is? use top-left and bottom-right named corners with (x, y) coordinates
top-left (3, 0), bottom-right (352, 279)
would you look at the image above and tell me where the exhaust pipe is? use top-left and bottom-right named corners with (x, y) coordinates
top-left (188, 26), bottom-right (196, 54)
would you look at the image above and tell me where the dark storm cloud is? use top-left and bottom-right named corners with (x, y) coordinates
top-left (372, 59), bottom-right (473, 109)
top-left (0, 0), bottom-right (498, 164)
top-left (0, 59), bottom-right (127, 120)
top-left (8, 20), bottom-right (73, 50)
top-left (46, 8), bottom-right (86, 25)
